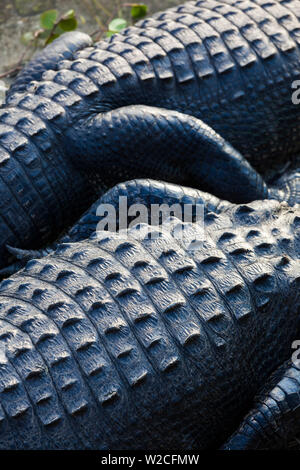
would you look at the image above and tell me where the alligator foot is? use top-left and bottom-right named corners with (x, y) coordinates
top-left (67, 105), bottom-right (269, 204)
top-left (222, 359), bottom-right (300, 449)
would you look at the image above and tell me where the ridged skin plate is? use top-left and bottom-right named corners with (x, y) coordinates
top-left (0, 197), bottom-right (298, 449)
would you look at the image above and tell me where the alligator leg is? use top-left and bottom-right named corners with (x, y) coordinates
top-left (222, 359), bottom-right (300, 449)
top-left (67, 105), bottom-right (269, 204)
top-left (6, 32), bottom-right (92, 100)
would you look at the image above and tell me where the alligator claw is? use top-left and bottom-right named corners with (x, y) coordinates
top-left (6, 245), bottom-right (45, 261)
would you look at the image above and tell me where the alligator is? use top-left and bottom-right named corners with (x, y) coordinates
top-left (0, 0), bottom-right (300, 272)
top-left (0, 179), bottom-right (299, 450)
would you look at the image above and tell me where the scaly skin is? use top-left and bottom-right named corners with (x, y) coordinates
top-left (0, 183), bottom-right (299, 450)
top-left (0, 180), bottom-right (233, 276)
top-left (0, 0), bottom-right (299, 270)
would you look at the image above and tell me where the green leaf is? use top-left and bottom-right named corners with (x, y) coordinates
top-left (58, 17), bottom-right (78, 32)
top-left (106, 31), bottom-right (115, 37)
top-left (40, 9), bottom-right (58, 30)
top-left (45, 33), bottom-right (59, 45)
top-left (21, 31), bottom-right (35, 45)
top-left (108, 18), bottom-right (127, 33)
top-left (131, 4), bottom-right (148, 20)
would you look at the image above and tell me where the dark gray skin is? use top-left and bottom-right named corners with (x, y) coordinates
top-left (1, 0), bottom-right (300, 449)
top-left (0, 179), bottom-right (299, 450)
top-left (0, 0), bottom-right (300, 272)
